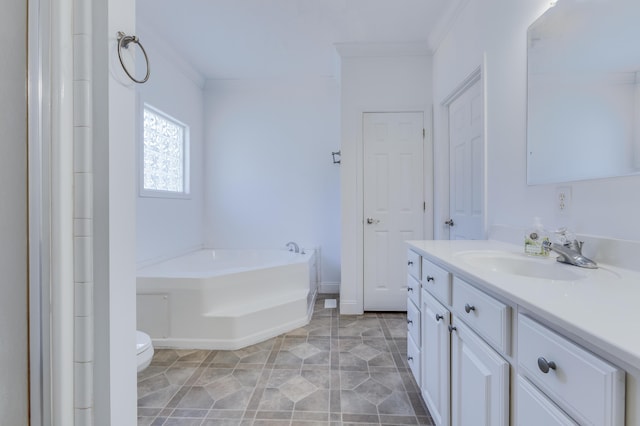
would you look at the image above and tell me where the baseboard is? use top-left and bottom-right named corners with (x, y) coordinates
top-left (339, 299), bottom-right (362, 315)
top-left (319, 281), bottom-right (340, 294)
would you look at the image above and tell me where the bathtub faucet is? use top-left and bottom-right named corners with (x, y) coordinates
top-left (286, 241), bottom-right (300, 253)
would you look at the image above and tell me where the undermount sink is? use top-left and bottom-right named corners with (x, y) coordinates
top-left (455, 250), bottom-right (588, 281)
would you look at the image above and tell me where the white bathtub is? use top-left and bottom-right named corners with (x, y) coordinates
top-left (136, 249), bottom-right (317, 350)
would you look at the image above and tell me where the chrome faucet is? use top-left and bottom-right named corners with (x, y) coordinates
top-left (286, 241), bottom-right (300, 253)
top-left (543, 239), bottom-right (598, 269)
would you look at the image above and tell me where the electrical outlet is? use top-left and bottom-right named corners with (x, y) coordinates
top-left (556, 186), bottom-right (572, 216)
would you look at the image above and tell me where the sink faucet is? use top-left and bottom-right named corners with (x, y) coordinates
top-left (543, 239), bottom-right (597, 269)
top-left (286, 241), bottom-right (300, 253)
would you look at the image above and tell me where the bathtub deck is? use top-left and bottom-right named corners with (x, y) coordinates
top-left (137, 249), bottom-right (318, 350)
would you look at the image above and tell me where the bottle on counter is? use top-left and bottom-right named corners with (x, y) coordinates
top-left (524, 217), bottom-right (550, 256)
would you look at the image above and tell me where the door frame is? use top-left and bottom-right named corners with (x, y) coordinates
top-left (350, 109), bottom-right (433, 314)
top-left (439, 65), bottom-right (487, 240)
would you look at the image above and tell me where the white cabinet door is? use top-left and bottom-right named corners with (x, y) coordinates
top-left (517, 375), bottom-right (578, 426)
top-left (421, 291), bottom-right (450, 426)
top-left (451, 319), bottom-right (509, 426)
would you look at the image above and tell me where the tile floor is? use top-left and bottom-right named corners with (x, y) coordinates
top-left (137, 294), bottom-right (434, 425)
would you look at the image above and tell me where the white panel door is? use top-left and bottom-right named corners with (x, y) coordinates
top-left (363, 112), bottom-right (424, 311)
top-left (451, 319), bottom-right (509, 426)
top-left (448, 78), bottom-right (484, 240)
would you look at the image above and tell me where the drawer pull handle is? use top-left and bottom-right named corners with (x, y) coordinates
top-left (407, 319), bottom-right (413, 325)
top-left (426, 276), bottom-right (435, 282)
top-left (435, 313), bottom-right (444, 322)
top-left (448, 324), bottom-right (457, 333)
top-left (464, 303), bottom-right (476, 313)
top-left (407, 287), bottom-right (413, 292)
top-left (408, 261), bottom-right (414, 266)
top-left (407, 356), bottom-right (414, 362)
top-left (537, 357), bottom-right (557, 374)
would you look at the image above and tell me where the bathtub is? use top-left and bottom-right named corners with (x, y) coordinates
top-left (136, 249), bottom-right (317, 350)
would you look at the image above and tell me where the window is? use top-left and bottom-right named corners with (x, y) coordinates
top-left (141, 105), bottom-right (190, 197)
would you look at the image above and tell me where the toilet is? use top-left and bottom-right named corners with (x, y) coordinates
top-left (136, 331), bottom-right (154, 372)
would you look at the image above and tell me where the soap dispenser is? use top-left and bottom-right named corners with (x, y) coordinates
top-left (524, 217), bottom-right (549, 256)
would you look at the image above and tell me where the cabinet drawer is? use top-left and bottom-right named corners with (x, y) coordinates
top-left (407, 333), bottom-right (421, 387)
top-left (407, 299), bottom-right (420, 345)
top-left (407, 274), bottom-right (421, 308)
top-left (422, 258), bottom-right (451, 305)
top-left (518, 315), bottom-right (625, 426)
top-left (452, 277), bottom-right (510, 354)
top-left (407, 250), bottom-right (421, 279)
top-left (517, 375), bottom-right (578, 426)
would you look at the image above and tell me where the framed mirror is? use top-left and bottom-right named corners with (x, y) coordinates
top-left (527, 0), bottom-right (640, 184)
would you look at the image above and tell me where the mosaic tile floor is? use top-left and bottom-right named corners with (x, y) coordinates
top-left (137, 294), bottom-right (434, 425)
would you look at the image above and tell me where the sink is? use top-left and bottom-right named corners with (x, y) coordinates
top-left (455, 250), bottom-right (587, 281)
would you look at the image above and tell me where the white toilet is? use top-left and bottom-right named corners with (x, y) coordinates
top-left (136, 331), bottom-right (154, 372)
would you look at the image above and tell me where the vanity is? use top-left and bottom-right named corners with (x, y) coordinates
top-left (406, 239), bottom-right (640, 426)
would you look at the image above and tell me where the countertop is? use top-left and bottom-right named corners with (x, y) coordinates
top-left (406, 239), bottom-right (640, 372)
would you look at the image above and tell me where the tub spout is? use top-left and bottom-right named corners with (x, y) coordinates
top-left (286, 241), bottom-right (300, 253)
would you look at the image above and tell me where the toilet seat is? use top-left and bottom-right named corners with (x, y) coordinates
top-left (136, 331), bottom-right (154, 372)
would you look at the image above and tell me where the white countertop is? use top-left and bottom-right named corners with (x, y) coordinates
top-left (406, 239), bottom-right (640, 372)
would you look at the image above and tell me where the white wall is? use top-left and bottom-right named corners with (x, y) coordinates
top-left (135, 24), bottom-right (206, 264)
top-left (339, 51), bottom-right (433, 314)
top-left (433, 0), bottom-right (640, 242)
top-left (0, 1), bottom-right (28, 423)
top-left (203, 77), bottom-right (341, 289)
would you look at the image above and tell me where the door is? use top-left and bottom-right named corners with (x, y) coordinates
top-left (363, 112), bottom-right (424, 310)
top-left (448, 77), bottom-right (484, 240)
top-left (450, 319), bottom-right (509, 426)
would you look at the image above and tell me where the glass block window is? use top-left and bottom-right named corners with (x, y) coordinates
top-left (142, 105), bottom-right (189, 196)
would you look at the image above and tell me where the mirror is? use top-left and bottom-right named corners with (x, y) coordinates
top-left (527, 0), bottom-right (640, 184)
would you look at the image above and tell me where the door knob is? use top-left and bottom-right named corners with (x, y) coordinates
top-left (445, 219), bottom-right (455, 227)
top-left (537, 357), bottom-right (557, 374)
top-left (366, 218), bottom-right (380, 224)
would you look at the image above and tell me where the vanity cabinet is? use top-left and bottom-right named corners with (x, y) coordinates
top-left (417, 251), bottom-right (509, 426)
top-left (407, 250), bottom-right (422, 386)
top-left (407, 243), bottom-right (627, 426)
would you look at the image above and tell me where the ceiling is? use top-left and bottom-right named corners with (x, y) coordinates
top-left (137, 0), bottom-right (451, 80)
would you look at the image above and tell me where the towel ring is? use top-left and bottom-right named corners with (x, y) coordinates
top-left (117, 31), bottom-right (150, 84)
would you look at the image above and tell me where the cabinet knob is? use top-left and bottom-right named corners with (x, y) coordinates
top-left (426, 276), bottom-right (434, 282)
top-left (445, 219), bottom-right (455, 227)
top-left (537, 357), bottom-right (557, 374)
top-left (435, 313), bottom-right (444, 322)
top-left (408, 260), bottom-right (414, 266)
top-left (464, 303), bottom-right (476, 313)
top-left (448, 324), bottom-right (457, 333)
top-left (407, 319), bottom-right (413, 325)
